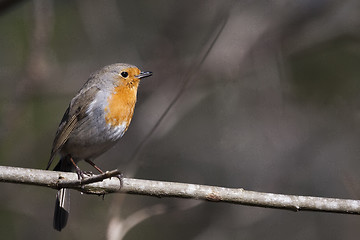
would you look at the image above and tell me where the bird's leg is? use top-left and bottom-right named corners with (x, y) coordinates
top-left (68, 157), bottom-right (89, 179)
top-left (85, 159), bottom-right (123, 188)
top-left (85, 159), bottom-right (104, 174)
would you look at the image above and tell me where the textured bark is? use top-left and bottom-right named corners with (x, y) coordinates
top-left (0, 165), bottom-right (359, 214)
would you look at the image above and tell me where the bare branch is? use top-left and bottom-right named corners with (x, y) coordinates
top-left (0, 165), bottom-right (359, 214)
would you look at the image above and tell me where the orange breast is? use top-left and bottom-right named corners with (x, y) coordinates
top-left (104, 71), bottom-right (140, 129)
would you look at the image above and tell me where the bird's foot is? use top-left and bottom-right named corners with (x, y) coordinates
top-left (75, 168), bottom-right (93, 180)
top-left (115, 172), bottom-right (124, 188)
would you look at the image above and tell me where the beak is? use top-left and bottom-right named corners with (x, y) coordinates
top-left (136, 71), bottom-right (152, 79)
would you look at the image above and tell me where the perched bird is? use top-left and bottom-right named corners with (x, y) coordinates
top-left (46, 63), bottom-right (152, 231)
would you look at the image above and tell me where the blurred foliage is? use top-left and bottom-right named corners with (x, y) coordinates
top-left (290, 35), bottom-right (360, 104)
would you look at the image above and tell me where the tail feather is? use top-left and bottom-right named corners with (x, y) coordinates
top-left (52, 156), bottom-right (74, 231)
top-left (54, 188), bottom-right (70, 231)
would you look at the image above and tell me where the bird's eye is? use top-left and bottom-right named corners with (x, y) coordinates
top-left (120, 71), bottom-right (128, 78)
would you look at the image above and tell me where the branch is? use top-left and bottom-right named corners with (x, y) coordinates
top-left (0, 165), bottom-right (359, 214)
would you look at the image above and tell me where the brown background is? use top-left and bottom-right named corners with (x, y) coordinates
top-left (1, 0), bottom-right (360, 239)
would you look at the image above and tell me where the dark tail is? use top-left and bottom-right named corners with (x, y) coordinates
top-left (54, 188), bottom-right (70, 231)
top-left (53, 156), bottom-right (74, 231)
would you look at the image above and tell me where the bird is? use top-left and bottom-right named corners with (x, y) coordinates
top-left (46, 63), bottom-right (152, 231)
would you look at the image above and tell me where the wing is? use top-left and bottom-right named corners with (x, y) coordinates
top-left (46, 86), bottom-right (100, 169)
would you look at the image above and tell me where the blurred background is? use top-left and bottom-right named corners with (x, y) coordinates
top-left (1, 0), bottom-right (360, 239)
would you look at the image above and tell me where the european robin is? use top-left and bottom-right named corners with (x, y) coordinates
top-left (46, 63), bottom-right (152, 231)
